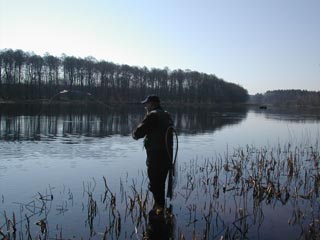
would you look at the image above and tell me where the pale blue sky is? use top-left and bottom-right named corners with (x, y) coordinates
top-left (1, 0), bottom-right (319, 94)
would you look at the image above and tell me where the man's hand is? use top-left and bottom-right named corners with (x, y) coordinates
top-left (132, 131), bottom-right (138, 140)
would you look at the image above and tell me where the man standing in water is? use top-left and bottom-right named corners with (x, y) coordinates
top-left (132, 95), bottom-right (173, 214)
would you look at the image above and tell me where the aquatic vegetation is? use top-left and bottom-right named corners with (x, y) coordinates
top-left (174, 141), bottom-right (320, 239)
top-left (0, 141), bottom-right (319, 239)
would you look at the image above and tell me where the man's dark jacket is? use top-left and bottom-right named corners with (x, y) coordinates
top-left (133, 106), bottom-right (173, 155)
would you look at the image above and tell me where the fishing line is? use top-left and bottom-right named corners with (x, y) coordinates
top-left (166, 126), bottom-right (179, 200)
top-left (36, 89), bottom-right (113, 116)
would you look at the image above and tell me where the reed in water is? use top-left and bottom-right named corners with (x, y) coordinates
top-left (1, 141), bottom-right (319, 239)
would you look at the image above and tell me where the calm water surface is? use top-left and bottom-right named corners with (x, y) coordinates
top-left (0, 105), bottom-right (319, 239)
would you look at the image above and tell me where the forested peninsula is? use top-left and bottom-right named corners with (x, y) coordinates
top-left (0, 49), bottom-right (248, 105)
top-left (250, 90), bottom-right (320, 107)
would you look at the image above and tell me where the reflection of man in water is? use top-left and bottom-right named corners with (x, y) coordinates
top-left (146, 205), bottom-right (175, 240)
top-left (132, 95), bottom-right (173, 214)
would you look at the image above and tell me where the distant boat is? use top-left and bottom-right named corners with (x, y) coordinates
top-left (259, 105), bottom-right (267, 109)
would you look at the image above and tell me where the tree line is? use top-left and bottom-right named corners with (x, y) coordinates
top-left (0, 49), bottom-right (248, 104)
top-left (250, 89), bottom-right (320, 107)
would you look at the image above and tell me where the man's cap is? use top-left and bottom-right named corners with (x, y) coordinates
top-left (141, 95), bottom-right (160, 104)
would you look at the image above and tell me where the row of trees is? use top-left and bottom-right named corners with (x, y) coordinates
top-left (0, 49), bottom-right (248, 104)
top-left (250, 90), bottom-right (320, 107)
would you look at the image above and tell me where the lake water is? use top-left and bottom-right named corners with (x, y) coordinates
top-left (0, 104), bottom-right (319, 239)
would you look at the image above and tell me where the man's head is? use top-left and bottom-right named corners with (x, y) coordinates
top-left (141, 95), bottom-right (160, 112)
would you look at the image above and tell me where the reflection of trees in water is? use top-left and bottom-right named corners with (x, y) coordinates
top-left (0, 113), bottom-right (138, 141)
top-left (0, 105), bottom-right (248, 141)
top-left (251, 107), bottom-right (320, 122)
top-left (171, 106), bottom-right (247, 134)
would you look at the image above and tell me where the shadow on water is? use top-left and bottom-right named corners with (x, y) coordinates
top-left (0, 103), bottom-right (248, 141)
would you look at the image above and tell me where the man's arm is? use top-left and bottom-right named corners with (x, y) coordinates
top-left (132, 113), bottom-right (155, 140)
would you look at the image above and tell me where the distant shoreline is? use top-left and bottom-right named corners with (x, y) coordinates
top-left (0, 99), bottom-right (245, 107)
top-left (1, 100), bottom-right (320, 110)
